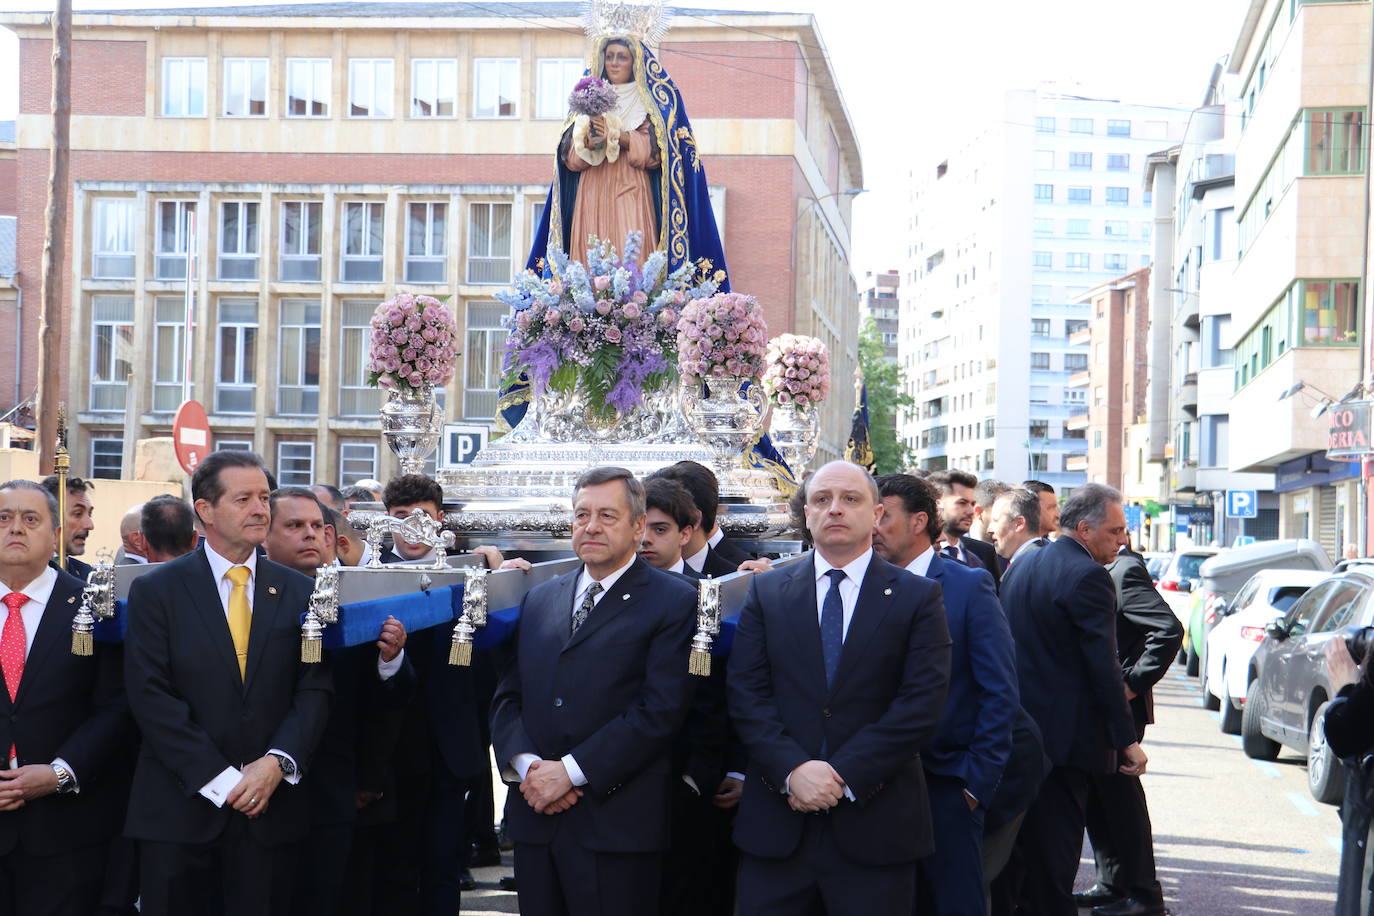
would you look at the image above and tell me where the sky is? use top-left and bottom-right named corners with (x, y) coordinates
top-left (0, 0), bottom-right (1252, 275)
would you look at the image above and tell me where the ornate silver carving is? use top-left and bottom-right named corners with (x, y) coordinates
top-left (380, 384), bottom-right (442, 476)
top-left (768, 403), bottom-right (820, 477)
top-left (681, 377), bottom-right (766, 499)
top-left (364, 509), bottom-right (455, 569)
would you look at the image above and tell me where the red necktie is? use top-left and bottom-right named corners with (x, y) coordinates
top-left (1, 592), bottom-right (28, 760)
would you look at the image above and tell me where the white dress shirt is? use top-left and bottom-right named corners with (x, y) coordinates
top-left (707, 527), bottom-right (725, 548)
top-left (904, 545), bottom-right (936, 579)
top-left (683, 543), bottom-right (709, 574)
top-left (511, 555), bottom-right (638, 787)
top-left (811, 548), bottom-right (873, 641)
top-left (0, 566), bottom-right (79, 787)
top-left (667, 557), bottom-right (687, 575)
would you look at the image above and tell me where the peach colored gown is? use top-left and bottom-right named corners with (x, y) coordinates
top-left (565, 120), bottom-right (660, 262)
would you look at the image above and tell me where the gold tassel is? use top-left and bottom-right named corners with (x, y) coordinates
top-left (71, 630), bottom-right (93, 657)
top-left (300, 610), bottom-right (324, 663)
top-left (301, 635), bottom-right (322, 664)
top-left (688, 647), bottom-right (711, 677)
top-left (449, 639), bottom-right (472, 667)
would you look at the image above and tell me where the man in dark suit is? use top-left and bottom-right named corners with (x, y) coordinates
top-left (123, 450), bottom-right (334, 916)
top-left (927, 470), bottom-right (1000, 587)
top-left (986, 488), bottom-right (1045, 573)
top-left (728, 461), bottom-right (952, 915)
top-left (1000, 483), bottom-right (1146, 916)
top-left (491, 466), bottom-right (699, 916)
top-left (140, 495), bottom-right (198, 563)
top-left (39, 476), bottom-right (95, 581)
top-left (114, 504), bottom-right (149, 566)
top-left (1074, 549), bottom-right (1182, 916)
top-left (874, 474), bottom-right (1016, 916)
top-left (0, 480), bottom-right (130, 916)
top-left (378, 475), bottom-right (444, 565)
top-left (1022, 480), bottom-right (1060, 539)
top-left (650, 462), bottom-right (745, 577)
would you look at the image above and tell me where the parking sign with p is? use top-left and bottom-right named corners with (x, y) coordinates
top-left (1226, 490), bottom-right (1258, 519)
top-left (440, 424), bottom-right (488, 468)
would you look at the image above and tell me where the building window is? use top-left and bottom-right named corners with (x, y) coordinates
top-left (1066, 252), bottom-right (1090, 269)
top-left (1104, 220), bottom-right (1127, 237)
top-left (1069, 117), bottom-right (1093, 134)
top-left (1032, 251), bottom-right (1052, 268)
top-left (216, 439), bottom-right (253, 452)
top-left (278, 299), bottom-right (321, 415)
top-left (339, 441), bottom-right (378, 487)
top-left (155, 200), bottom-right (197, 280)
top-left (348, 59), bottom-right (394, 118)
top-left (1036, 116), bottom-right (1055, 133)
top-left (215, 298), bottom-right (258, 414)
top-left (1033, 184), bottom-right (1053, 201)
top-left (90, 295), bottom-right (133, 412)
top-left (1093, 430), bottom-right (1103, 448)
top-left (1107, 119), bottom-right (1131, 137)
top-left (91, 438), bottom-right (124, 480)
top-left (342, 201), bottom-right (385, 282)
top-left (406, 202), bottom-right (447, 283)
top-left (411, 58), bottom-right (457, 117)
top-left (286, 58), bottom-right (330, 117)
top-left (1105, 253), bottom-right (1127, 272)
top-left (1067, 187), bottom-right (1091, 204)
top-left (1067, 218), bottom-right (1090, 235)
top-left (468, 202), bottom-right (512, 284)
top-left (1066, 319), bottom-right (1088, 335)
top-left (464, 301), bottom-right (508, 419)
top-left (340, 300), bottom-right (382, 417)
top-left (1029, 418), bottom-right (1050, 439)
top-left (1033, 218), bottom-right (1053, 235)
top-left (153, 297), bottom-right (186, 413)
top-left (1068, 151), bottom-right (1092, 169)
top-left (91, 198), bottom-right (135, 278)
top-left (537, 58), bottom-right (586, 119)
top-left (1064, 353), bottom-right (1088, 372)
top-left (1307, 109), bottom-right (1366, 174)
top-left (1107, 153), bottom-right (1130, 171)
top-left (1094, 385), bottom-right (1105, 406)
top-left (277, 441), bottom-right (315, 487)
top-left (223, 58), bottom-right (268, 117)
top-left (161, 57), bottom-right (207, 117)
top-left (1031, 318), bottom-right (1051, 336)
top-left (1030, 352), bottom-right (1051, 370)
top-left (1065, 388), bottom-right (1085, 405)
top-left (1300, 279), bottom-right (1360, 344)
top-left (474, 58), bottom-right (519, 119)
top-left (280, 201), bottom-right (323, 281)
top-left (218, 200), bottom-right (259, 280)
top-left (1106, 187), bottom-right (1130, 206)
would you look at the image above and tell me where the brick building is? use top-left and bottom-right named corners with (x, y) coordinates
top-left (860, 268), bottom-right (898, 361)
top-left (0, 2), bottom-right (862, 484)
top-left (1075, 267), bottom-right (1150, 490)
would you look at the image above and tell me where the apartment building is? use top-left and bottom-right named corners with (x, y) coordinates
top-left (0, 2), bottom-right (862, 483)
top-left (1225, 0), bottom-right (1368, 557)
top-left (899, 87), bottom-right (1186, 488)
top-left (860, 269), bottom-right (899, 361)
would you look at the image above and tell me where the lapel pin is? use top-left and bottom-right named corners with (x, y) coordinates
top-left (268, 586), bottom-right (278, 596)
top-left (622, 594), bottom-right (630, 600)
top-left (67, 596), bottom-right (76, 604)
top-left (884, 588), bottom-right (892, 596)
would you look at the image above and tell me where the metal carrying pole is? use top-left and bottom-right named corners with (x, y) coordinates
top-left (54, 403), bottom-right (69, 570)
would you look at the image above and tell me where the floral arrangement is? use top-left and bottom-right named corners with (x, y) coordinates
top-left (497, 232), bottom-right (725, 416)
top-left (366, 294), bottom-right (460, 392)
top-left (762, 334), bottom-right (831, 408)
top-left (676, 293), bottom-right (769, 380)
top-left (568, 76), bottom-right (618, 117)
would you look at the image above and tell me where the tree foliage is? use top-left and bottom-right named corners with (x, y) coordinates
top-left (857, 317), bottom-right (915, 474)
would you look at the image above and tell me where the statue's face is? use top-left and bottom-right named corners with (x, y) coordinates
top-left (603, 42), bottom-right (634, 84)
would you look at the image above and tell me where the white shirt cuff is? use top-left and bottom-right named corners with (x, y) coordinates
top-left (267, 749), bottom-right (301, 785)
top-left (682, 774), bottom-right (700, 795)
top-left (198, 765), bottom-right (243, 807)
top-left (561, 753), bottom-right (588, 787)
top-left (377, 647), bottom-right (404, 681)
top-left (725, 771), bottom-right (746, 782)
top-left (51, 757), bottom-right (79, 793)
top-left (512, 753), bottom-right (540, 781)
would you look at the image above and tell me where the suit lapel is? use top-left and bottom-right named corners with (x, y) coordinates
top-left (538, 567), bottom-right (579, 652)
top-left (181, 548), bottom-right (244, 687)
top-left (829, 557), bottom-right (900, 699)
top-left (13, 577), bottom-right (81, 707)
top-left (782, 558), bottom-right (828, 695)
top-left (925, 553), bottom-right (947, 583)
top-left (563, 558), bottom-right (650, 653)
top-left (244, 562), bottom-right (284, 691)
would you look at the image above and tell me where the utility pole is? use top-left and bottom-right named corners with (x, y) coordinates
top-left (35, 0), bottom-right (71, 474)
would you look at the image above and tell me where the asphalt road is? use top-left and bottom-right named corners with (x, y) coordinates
top-left (461, 670), bottom-right (1344, 915)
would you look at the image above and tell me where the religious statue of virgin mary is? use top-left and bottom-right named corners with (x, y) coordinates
top-left (526, 0), bottom-right (731, 289)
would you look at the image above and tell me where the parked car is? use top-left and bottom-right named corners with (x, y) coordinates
top-left (1143, 552), bottom-right (1171, 583)
top-left (1241, 568), bottom-right (1374, 805)
top-left (1159, 547), bottom-right (1220, 595)
top-left (1185, 539), bottom-right (1331, 680)
top-left (1203, 569), bottom-right (1327, 734)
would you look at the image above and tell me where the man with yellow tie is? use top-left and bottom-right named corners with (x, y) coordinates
top-left (123, 450), bottom-right (333, 916)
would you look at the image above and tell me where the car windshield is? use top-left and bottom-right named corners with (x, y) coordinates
top-left (1176, 554), bottom-right (1210, 580)
top-left (1269, 586), bottom-right (1311, 614)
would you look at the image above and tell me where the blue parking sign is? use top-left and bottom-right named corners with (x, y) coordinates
top-left (1226, 490), bottom-right (1258, 519)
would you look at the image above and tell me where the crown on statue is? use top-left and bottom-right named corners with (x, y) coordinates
top-left (582, 0), bottom-right (672, 45)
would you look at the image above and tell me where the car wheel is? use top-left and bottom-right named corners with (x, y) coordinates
top-left (1186, 646), bottom-right (1200, 677)
top-left (1220, 679), bottom-right (1242, 735)
top-left (1200, 646), bottom-right (1220, 710)
top-left (1241, 679), bottom-right (1280, 761)
top-left (1308, 701), bottom-right (1345, 806)
top-left (1177, 645), bottom-right (1188, 665)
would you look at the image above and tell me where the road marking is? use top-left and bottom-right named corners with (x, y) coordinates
top-left (1253, 760), bottom-right (1282, 778)
top-left (1209, 711), bottom-right (1220, 722)
top-left (1285, 791), bottom-right (1320, 816)
top-left (1329, 836), bottom-right (1344, 852)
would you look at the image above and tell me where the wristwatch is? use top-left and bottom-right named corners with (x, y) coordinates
top-left (50, 762), bottom-right (76, 795)
top-left (269, 752), bottom-right (297, 780)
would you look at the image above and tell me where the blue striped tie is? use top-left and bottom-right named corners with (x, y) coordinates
top-left (821, 569), bottom-right (846, 686)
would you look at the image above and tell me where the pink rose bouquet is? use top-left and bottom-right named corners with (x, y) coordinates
top-left (366, 293), bottom-right (460, 392)
top-left (762, 334), bottom-right (831, 408)
top-left (676, 292), bottom-right (769, 380)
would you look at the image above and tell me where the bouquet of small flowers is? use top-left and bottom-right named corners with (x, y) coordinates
top-left (762, 334), bottom-right (831, 408)
top-left (497, 232), bottom-right (725, 417)
top-left (568, 76), bottom-right (618, 117)
top-left (677, 293), bottom-right (769, 380)
top-left (366, 294), bottom-right (460, 392)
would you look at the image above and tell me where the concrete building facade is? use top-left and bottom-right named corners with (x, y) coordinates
top-left (0, 2), bottom-right (862, 483)
top-left (899, 87), bottom-right (1186, 490)
top-left (1078, 268), bottom-right (1150, 491)
top-left (860, 268), bottom-right (898, 361)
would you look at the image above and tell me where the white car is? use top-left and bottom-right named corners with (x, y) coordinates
top-left (1204, 568), bottom-right (1328, 733)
